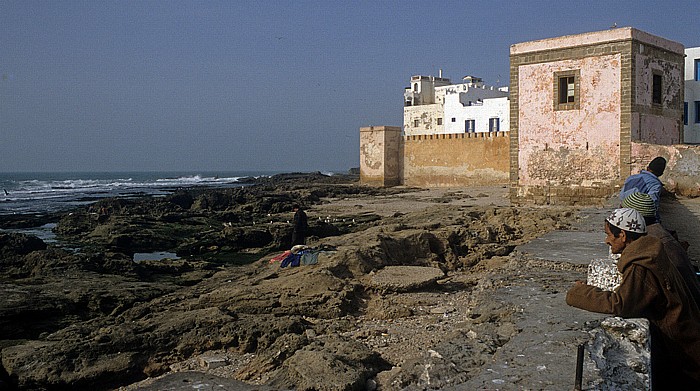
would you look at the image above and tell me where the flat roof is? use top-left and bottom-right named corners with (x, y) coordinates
top-left (510, 27), bottom-right (683, 55)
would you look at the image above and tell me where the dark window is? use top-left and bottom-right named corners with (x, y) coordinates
top-left (684, 102), bottom-right (688, 125)
top-left (695, 101), bottom-right (700, 123)
top-left (413, 83), bottom-right (418, 92)
top-left (554, 70), bottom-right (580, 110)
top-left (451, 117), bottom-right (456, 122)
top-left (437, 118), bottom-right (443, 125)
top-left (414, 119), bottom-right (419, 127)
top-left (695, 59), bottom-right (700, 81)
top-left (465, 119), bottom-right (475, 132)
top-left (652, 74), bottom-right (662, 105)
top-left (558, 76), bottom-right (575, 104)
top-left (489, 118), bottom-right (500, 132)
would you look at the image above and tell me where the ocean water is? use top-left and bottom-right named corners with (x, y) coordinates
top-left (0, 171), bottom-right (276, 216)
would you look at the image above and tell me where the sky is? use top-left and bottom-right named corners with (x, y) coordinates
top-left (1, 1), bottom-right (699, 173)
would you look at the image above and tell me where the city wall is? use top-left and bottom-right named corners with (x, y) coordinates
top-left (402, 132), bottom-right (510, 187)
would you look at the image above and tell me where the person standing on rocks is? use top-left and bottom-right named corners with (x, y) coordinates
top-left (566, 208), bottom-right (700, 389)
top-left (291, 204), bottom-right (308, 246)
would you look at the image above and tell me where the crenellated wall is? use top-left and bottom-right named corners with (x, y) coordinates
top-left (359, 127), bottom-right (510, 187)
top-left (402, 131), bottom-right (510, 187)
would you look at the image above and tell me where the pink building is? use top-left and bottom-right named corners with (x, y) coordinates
top-left (509, 28), bottom-right (684, 205)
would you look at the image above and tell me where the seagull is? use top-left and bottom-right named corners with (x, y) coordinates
top-left (3, 189), bottom-right (8, 196)
top-left (610, 23), bottom-right (617, 29)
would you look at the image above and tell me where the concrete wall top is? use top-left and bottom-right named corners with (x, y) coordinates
top-left (510, 27), bottom-right (684, 56)
top-left (360, 126), bottom-right (402, 133)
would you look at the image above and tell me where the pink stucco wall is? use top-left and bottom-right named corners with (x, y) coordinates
top-left (631, 54), bottom-right (683, 144)
top-left (518, 54), bottom-right (622, 187)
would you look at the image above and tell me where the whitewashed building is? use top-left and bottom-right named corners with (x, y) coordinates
top-left (403, 74), bottom-right (509, 136)
top-left (685, 47), bottom-right (700, 144)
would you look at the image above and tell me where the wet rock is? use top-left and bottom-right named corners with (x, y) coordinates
top-left (0, 232), bottom-right (47, 257)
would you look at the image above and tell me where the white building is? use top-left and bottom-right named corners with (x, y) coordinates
top-left (685, 47), bottom-right (700, 144)
top-left (403, 74), bottom-right (509, 136)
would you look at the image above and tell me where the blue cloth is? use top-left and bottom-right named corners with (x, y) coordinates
top-left (619, 170), bottom-right (662, 219)
top-left (280, 253), bottom-right (301, 267)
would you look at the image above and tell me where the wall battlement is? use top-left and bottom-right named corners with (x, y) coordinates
top-left (405, 131), bottom-right (509, 141)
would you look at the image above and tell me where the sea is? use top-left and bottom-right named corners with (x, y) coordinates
top-left (0, 171), bottom-right (281, 256)
top-left (0, 171), bottom-right (278, 216)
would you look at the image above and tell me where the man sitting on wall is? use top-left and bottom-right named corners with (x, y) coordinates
top-left (566, 208), bottom-right (700, 388)
top-left (619, 156), bottom-right (666, 220)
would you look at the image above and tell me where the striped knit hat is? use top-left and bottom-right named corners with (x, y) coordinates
top-left (606, 208), bottom-right (647, 234)
top-left (621, 192), bottom-right (656, 218)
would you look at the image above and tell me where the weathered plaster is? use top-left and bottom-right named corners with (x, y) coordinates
top-left (517, 54), bottom-right (622, 187)
top-left (635, 54), bottom-right (683, 108)
top-left (631, 142), bottom-right (700, 197)
top-left (402, 132), bottom-right (510, 187)
top-left (359, 126), bottom-right (402, 186)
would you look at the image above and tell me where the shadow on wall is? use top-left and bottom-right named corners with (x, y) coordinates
top-left (659, 194), bottom-right (700, 264)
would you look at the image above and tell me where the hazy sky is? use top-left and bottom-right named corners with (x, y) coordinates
top-left (1, 1), bottom-right (699, 173)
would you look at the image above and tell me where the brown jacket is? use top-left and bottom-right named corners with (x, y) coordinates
top-left (567, 235), bottom-right (700, 384)
top-left (647, 223), bottom-right (700, 306)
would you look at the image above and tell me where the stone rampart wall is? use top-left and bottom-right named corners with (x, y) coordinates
top-left (401, 131), bottom-right (510, 187)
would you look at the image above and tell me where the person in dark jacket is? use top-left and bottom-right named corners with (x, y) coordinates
top-left (291, 204), bottom-right (308, 246)
top-left (567, 208), bottom-right (700, 388)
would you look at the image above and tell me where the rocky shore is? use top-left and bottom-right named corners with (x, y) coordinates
top-left (1, 173), bottom-right (698, 390)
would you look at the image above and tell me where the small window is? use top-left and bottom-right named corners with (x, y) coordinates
top-left (558, 76), bottom-right (575, 104)
top-left (413, 83), bottom-right (418, 92)
top-left (695, 59), bottom-right (700, 82)
top-left (451, 117), bottom-right (456, 122)
top-left (695, 101), bottom-right (700, 123)
top-left (554, 70), bottom-right (580, 110)
top-left (489, 118), bottom-right (500, 132)
top-left (437, 118), bottom-right (443, 126)
top-left (414, 119), bottom-right (419, 127)
top-left (465, 119), bottom-right (475, 133)
top-left (684, 102), bottom-right (688, 125)
top-left (652, 74), bottom-right (662, 105)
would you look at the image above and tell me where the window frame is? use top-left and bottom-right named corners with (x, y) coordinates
top-left (489, 117), bottom-right (500, 132)
top-left (465, 119), bottom-right (475, 133)
top-left (695, 101), bottom-right (700, 124)
top-left (553, 69), bottom-right (581, 111)
top-left (695, 59), bottom-right (700, 82)
top-left (652, 72), bottom-right (663, 106)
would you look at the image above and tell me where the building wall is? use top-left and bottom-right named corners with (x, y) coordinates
top-left (510, 27), bottom-right (684, 205)
top-left (444, 95), bottom-right (509, 134)
top-left (359, 126), bottom-right (402, 186)
top-left (632, 44), bottom-right (684, 145)
top-left (403, 76), bottom-right (508, 136)
top-left (403, 103), bottom-right (443, 135)
top-left (402, 132), bottom-right (510, 187)
top-left (685, 47), bottom-right (700, 144)
top-left (516, 54), bottom-right (622, 188)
